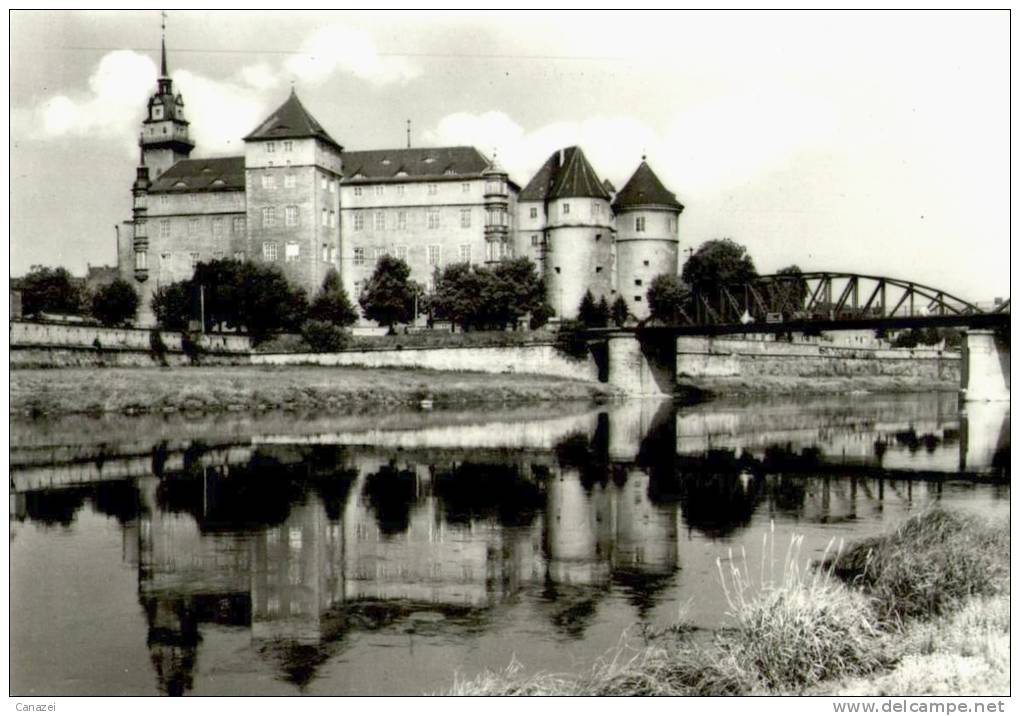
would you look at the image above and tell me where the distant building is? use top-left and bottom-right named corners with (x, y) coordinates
top-left (118, 30), bottom-right (686, 326)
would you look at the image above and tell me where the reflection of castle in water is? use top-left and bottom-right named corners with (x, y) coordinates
top-left (9, 394), bottom-right (1009, 694)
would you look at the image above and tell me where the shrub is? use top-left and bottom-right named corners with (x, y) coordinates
top-left (181, 331), bottom-right (203, 365)
top-left (149, 329), bottom-right (169, 366)
top-left (824, 508), bottom-right (1009, 622)
top-left (301, 320), bottom-right (348, 352)
top-left (309, 269), bottom-right (358, 327)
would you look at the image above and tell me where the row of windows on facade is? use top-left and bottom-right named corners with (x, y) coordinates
top-left (350, 178), bottom-right (507, 197)
top-left (156, 216), bottom-right (247, 239)
top-left (259, 206), bottom-right (337, 229)
top-left (260, 241), bottom-right (339, 263)
top-left (258, 173), bottom-right (338, 192)
top-left (526, 201), bottom-right (605, 220)
top-left (352, 206), bottom-right (509, 231)
top-left (350, 239), bottom-right (513, 268)
top-left (154, 191), bottom-right (244, 210)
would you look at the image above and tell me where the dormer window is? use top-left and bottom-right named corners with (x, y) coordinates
top-left (381, 158), bottom-right (391, 165)
top-left (444, 168), bottom-right (455, 175)
top-left (173, 181), bottom-right (187, 189)
top-left (152, 105), bottom-right (164, 120)
top-left (424, 156), bottom-right (436, 164)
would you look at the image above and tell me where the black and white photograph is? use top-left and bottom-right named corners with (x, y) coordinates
top-left (8, 9), bottom-right (1010, 705)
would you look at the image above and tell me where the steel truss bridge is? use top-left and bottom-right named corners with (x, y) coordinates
top-left (633, 272), bottom-right (1010, 337)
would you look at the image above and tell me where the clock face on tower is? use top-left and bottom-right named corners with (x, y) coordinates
top-left (153, 105), bottom-right (164, 120)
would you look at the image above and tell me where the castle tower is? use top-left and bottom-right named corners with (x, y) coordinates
top-left (242, 89), bottom-right (344, 297)
top-left (612, 159), bottom-right (684, 320)
top-left (519, 147), bottom-right (614, 319)
top-left (139, 20), bottom-right (194, 180)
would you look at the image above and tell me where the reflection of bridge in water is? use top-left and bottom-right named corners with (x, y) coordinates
top-left (9, 396), bottom-right (1009, 694)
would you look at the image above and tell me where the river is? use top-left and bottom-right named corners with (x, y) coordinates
top-left (9, 393), bottom-right (1009, 696)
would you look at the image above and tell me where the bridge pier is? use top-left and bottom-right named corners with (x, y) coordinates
top-left (960, 329), bottom-right (1010, 402)
top-left (606, 332), bottom-right (676, 398)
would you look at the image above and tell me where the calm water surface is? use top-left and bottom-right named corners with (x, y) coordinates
top-left (10, 393), bottom-right (1009, 696)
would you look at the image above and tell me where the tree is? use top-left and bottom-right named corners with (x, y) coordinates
top-left (309, 269), bottom-right (358, 327)
top-left (432, 257), bottom-right (548, 331)
top-left (91, 279), bottom-right (139, 326)
top-left (610, 295), bottom-right (630, 327)
top-left (359, 255), bottom-right (416, 331)
top-left (681, 239), bottom-right (758, 290)
top-left (596, 296), bottom-right (610, 327)
top-left (647, 273), bottom-right (690, 324)
top-left (151, 282), bottom-right (192, 331)
top-left (577, 290), bottom-right (599, 327)
top-left (17, 266), bottom-right (87, 317)
top-left (301, 319), bottom-right (348, 352)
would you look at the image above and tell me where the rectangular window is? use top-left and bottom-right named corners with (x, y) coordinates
top-left (354, 212), bottom-right (364, 231)
top-left (395, 245), bottom-right (408, 261)
top-left (397, 185), bottom-right (405, 196)
top-left (595, 233), bottom-right (602, 242)
top-left (635, 278), bottom-right (643, 286)
top-left (374, 211), bottom-right (385, 230)
top-left (159, 220), bottom-right (170, 238)
top-left (592, 201), bottom-right (601, 217)
top-left (329, 210), bottom-right (336, 228)
top-left (375, 185), bottom-right (384, 196)
top-left (322, 208), bottom-right (329, 227)
top-left (285, 206), bottom-right (298, 227)
top-left (284, 174), bottom-right (296, 189)
top-left (212, 217), bottom-right (224, 238)
top-left (189, 252), bottom-right (200, 268)
top-left (329, 246), bottom-right (337, 263)
top-left (460, 244), bottom-right (471, 262)
top-left (531, 234), bottom-right (540, 246)
top-left (462, 182), bottom-right (470, 193)
top-left (428, 245), bottom-right (441, 266)
top-left (159, 194), bottom-right (168, 209)
top-left (529, 207), bottom-right (538, 219)
top-left (188, 218), bottom-right (199, 236)
top-left (354, 186), bottom-right (363, 197)
top-left (262, 207), bottom-right (275, 228)
top-left (460, 209), bottom-right (471, 228)
top-left (353, 247), bottom-right (365, 266)
top-left (160, 252), bottom-right (171, 263)
top-left (329, 180), bottom-right (336, 193)
top-left (321, 176), bottom-right (327, 190)
top-left (427, 183), bottom-right (438, 195)
top-left (322, 244), bottom-right (329, 262)
top-left (134, 251), bottom-right (147, 270)
top-left (643, 259), bottom-right (650, 267)
top-left (596, 266), bottom-right (603, 273)
top-left (427, 208), bottom-right (440, 229)
top-left (562, 202), bottom-right (570, 215)
top-left (233, 251), bottom-right (245, 261)
top-left (634, 296), bottom-right (643, 302)
top-left (397, 211), bottom-right (407, 230)
top-left (283, 140), bottom-right (293, 152)
top-left (636, 216), bottom-right (646, 232)
top-left (262, 174), bottom-right (275, 190)
top-left (285, 242), bottom-right (300, 262)
top-left (262, 242), bottom-right (278, 261)
top-left (233, 216), bottom-right (246, 235)
top-left (265, 142), bottom-right (275, 153)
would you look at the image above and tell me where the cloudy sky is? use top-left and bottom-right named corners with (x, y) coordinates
top-left (9, 10), bottom-right (1010, 301)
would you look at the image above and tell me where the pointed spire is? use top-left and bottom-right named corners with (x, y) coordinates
top-left (160, 11), bottom-right (168, 77)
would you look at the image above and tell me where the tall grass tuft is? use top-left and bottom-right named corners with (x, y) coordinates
top-left (823, 507), bottom-right (1009, 623)
top-left (716, 524), bottom-right (884, 690)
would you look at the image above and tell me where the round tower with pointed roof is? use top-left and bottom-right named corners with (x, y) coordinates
top-left (520, 147), bottom-right (614, 319)
top-left (612, 159), bottom-right (684, 320)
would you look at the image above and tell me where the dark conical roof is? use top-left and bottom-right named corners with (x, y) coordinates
top-left (244, 90), bottom-right (342, 151)
top-left (611, 161), bottom-right (683, 212)
top-left (519, 146), bottom-right (611, 202)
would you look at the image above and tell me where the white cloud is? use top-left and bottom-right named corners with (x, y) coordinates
top-left (238, 63), bottom-right (281, 91)
top-left (172, 70), bottom-right (269, 154)
top-left (28, 50), bottom-right (157, 150)
top-left (284, 24), bottom-right (419, 86)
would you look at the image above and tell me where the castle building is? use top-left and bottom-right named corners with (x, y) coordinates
top-left (119, 31), bottom-right (683, 327)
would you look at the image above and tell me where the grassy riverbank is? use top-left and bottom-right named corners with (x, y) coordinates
top-left (680, 374), bottom-right (959, 397)
top-left (9, 366), bottom-right (614, 417)
top-left (447, 509), bottom-right (1009, 696)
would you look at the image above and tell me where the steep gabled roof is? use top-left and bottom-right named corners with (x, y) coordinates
top-left (341, 146), bottom-right (490, 181)
top-left (243, 90), bottom-right (342, 151)
top-left (519, 146), bottom-right (610, 202)
top-left (149, 156), bottom-right (245, 193)
top-left (611, 160), bottom-right (683, 212)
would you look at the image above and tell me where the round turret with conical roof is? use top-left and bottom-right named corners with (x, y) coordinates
top-left (612, 158), bottom-right (684, 319)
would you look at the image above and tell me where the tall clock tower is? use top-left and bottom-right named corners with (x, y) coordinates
top-left (139, 18), bottom-right (194, 179)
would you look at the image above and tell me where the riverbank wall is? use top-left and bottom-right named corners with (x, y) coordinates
top-left (677, 335), bottom-right (960, 382)
top-left (9, 320), bottom-right (251, 367)
top-left (251, 343), bottom-right (599, 381)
